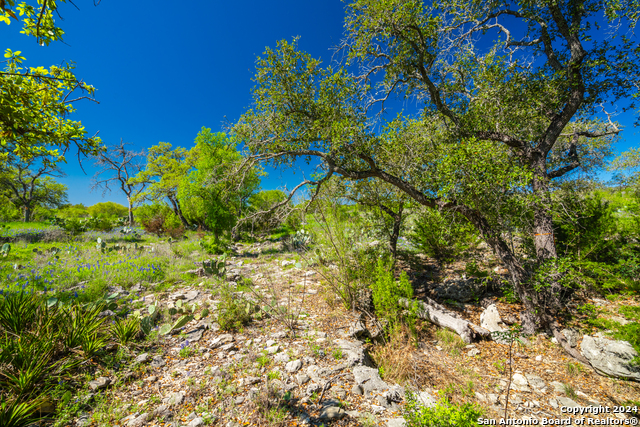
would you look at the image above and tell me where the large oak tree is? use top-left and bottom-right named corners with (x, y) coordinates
top-left (233, 0), bottom-right (639, 356)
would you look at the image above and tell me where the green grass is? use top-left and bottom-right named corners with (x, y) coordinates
top-left (1, 221), bottom-right (53, 230)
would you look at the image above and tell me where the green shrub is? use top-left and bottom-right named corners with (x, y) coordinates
top-left (110, 316), bottom-right (140, 346)
top-left (87, 202), bottom-right (128, 219)
top-left (199, 236), bottom-right (230, 255)
top-left (403, 392), bottom-right (484, 427)
top-left (552, 192), bottom-right (640, 265)
top-left (0, 291), bottom-right (110, 426)
top-left (215, 284), bottom-right (253, 331)
top-left (371, 258), bottom-right (416, 333)
top-left (408, 209), bottom-right (478, 264)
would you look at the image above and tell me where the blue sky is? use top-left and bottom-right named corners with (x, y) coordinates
top-left (2, 1), bottom-right (638, 207)
top-left (2, 1), bottom-right (347, 206)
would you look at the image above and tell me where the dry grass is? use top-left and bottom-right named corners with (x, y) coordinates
top-left (370, 324), bottom-right (418, 386)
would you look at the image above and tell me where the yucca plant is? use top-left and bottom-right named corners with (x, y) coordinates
top-left (110, 316), bottom-right (140, 346)
top-left (0, 291), bottom-right (40, 335)
top-left (80, 332), bottom-right (108, 358)
top-left (0, 395), bottom-right (50, 427)
top-left (58, 303), bottom-right (108, 353)
top-left (0, 350), bottom-right (52, 396)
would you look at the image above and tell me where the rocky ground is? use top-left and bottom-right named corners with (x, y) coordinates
top-left (73, 240), bottom-right (640, 427)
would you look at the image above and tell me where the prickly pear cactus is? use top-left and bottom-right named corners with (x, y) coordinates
top-left (1, 243), bottom-right (11, 257)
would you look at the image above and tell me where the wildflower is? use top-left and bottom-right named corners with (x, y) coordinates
top-left (74, 291), bottom-right (78, 298)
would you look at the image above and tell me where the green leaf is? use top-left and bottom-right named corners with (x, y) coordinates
top-left (171, 315), bottom-right (193, 331)
top-left (158, 324), bottom-right (172, 336)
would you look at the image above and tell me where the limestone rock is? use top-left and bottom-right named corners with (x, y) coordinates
top-left (88, 377), bottom-right (110, 391)
top-left (274, 352), bottom-right (290, 363)
top-left (581, 335), bottom-right (640, 381)
top-left (151, 355), bottom-right (166, 368)
top-left (319, 406), bottom-right (345, 420)
top-left (285, 360), bottom-right (303, 373)
top-left (265, 345), bottom-right (280, 354)
top-left (556, 396), bottom-right (580, 408)
top-left (134, 353), bottom-right (149, 364)
top-left (186, 418), bottom-right (204, 427)
top-left (333, 338), bottom-right (372, 367)
top-left (550, 381), bottom-right (565, 393)
top-left (561, 328), bottom-right (580, 348)
top-left (428, 278), bottom-right (484, 303)
top-left (296, 373), bottom-right (310, 384)
top-left (126, 413), bottom-right (148, 427)
top-left (165, 391), bottom-right (185, 406)
top-left (352, 366), bottom-right (390, 396)
top-left (347, 320), bottom-right (369, 340)
top-left (184, 328), bottom-right (204, 342)
top-left (480, 304), bottom-right (507, 333)
top-left (511, 373), bottom-right (530, 392)
top-left (525, 374), bottom-right (547, 392)
top-left (415, 391), bottom-right (437, 408)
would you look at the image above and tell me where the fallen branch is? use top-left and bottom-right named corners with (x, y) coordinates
top-left (399, 297), bottom-right (491, 343)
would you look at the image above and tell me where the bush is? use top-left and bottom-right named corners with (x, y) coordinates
top-left (408, 209), bottom-right (478, 264)
top-left (403, 392), bottom-right (484, 427)
top-left (371, 258), bottom-right (416, 333)
top-left (56, 204), bottom-right (89, 219)
top-left (215, 284), bottom-right (253, 331)
top-left (87, 202), bottom-right (128, 219)
top-left (136, 203), bottom-right (183, 237)
top-left (553, 193), bottom-right (621, 263)
top-left (0, 198), bottom-right (20, 222)
top-left (0, 291), bottom-right (109, 426)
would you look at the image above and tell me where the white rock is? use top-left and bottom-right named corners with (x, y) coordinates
top-left (186, 418), bottom-right (204, 427)
top-left (285, 360), bottom-right (303, 373)
top-left (265, 345), bottom-right (280, 354)
top-left (480, 304), bottom-right (507, 335)
top-left (581, 335), bottom-right (640, 380)
top-left (511, 373), bottom-right (530, 392)
top-left (525, 374), bottom-right (546, 392)
top-left (550, 381), bottom-right (565, 394)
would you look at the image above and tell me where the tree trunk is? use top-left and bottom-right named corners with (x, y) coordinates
top-left (531, 159), bottom-right (557, 260)
top-left (456, 205), bottom-right (541, 334)
top-left (127, 196), bottom-right (135, 225)
top-left (388, 204), bottom-right (404, 259)
top-left (530, 158), bottom-right (567, 319)
top-left (175, 200), bottom-right (189, 227)
top-left (168, 196), bottom-right (189, 227)
top-left (23, 205), bottom-right (32, 223)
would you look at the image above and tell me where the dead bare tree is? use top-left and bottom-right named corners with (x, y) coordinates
top-left (91, 139), bottom-right (147, 225)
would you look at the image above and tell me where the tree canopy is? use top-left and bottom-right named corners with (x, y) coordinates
top-left (233, 0), bottom-right (639, 341)
top-left (0, 155), bottom-right (68, 222)
top-left (1, 0), bottom-right (102, 165)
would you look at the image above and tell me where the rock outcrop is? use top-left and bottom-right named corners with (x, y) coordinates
top-left (580, 335), bottom-right (640, 381)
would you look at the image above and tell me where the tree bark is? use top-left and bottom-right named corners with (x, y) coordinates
top-left (452, 205), bottom-right (544, 334)
top-left (168, 196), bottom-right (189, 227)
top-left (531, 158), bottom-right (557, 260)
top-left (127, 196), bottom-right (134, 225)
top-left (389, 203), bottom-right (404, 259)
top-left (23, 205), bottom-right (32, 223)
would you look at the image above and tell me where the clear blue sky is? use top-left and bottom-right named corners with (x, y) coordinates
top-left (2, 1), bottom-right (638, 207)
top-left (1, 1), bottom-right (347, 206)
